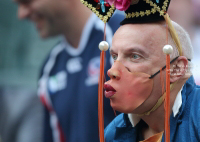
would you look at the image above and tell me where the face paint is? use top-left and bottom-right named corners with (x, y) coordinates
top-left (104, 61), bottom-right (153, 113)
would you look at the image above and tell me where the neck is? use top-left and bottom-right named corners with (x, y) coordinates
top-left (140, 77), bottom-right (188, 139)
top-left (63, 5), bottom-right (92, 48)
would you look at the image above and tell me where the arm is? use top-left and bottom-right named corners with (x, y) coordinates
top-left (43, 106), bottom-right (53, 142)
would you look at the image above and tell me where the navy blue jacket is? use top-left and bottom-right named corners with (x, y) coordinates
top-left (105, 76), bottom-right (200, 142)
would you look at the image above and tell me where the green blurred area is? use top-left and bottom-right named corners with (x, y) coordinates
top-left (0, 0), bottom-right (60, 89)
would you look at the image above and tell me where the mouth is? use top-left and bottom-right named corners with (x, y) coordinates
top-left (104, 83), bottom-right (116, 98)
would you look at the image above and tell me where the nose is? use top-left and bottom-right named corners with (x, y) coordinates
top-left (107, 67), bottom-right (121, 80)
top-left (18, 4), bottom-right (31, 19)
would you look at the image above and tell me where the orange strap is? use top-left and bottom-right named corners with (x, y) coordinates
top-left (164, 12), bottom-right (171, 142)
top-left (165, 54), bottom-right (171, 142)
top-left (98, 51), bottom-right (105, 142)
top-left (98, 23), bottom-right (106, 142)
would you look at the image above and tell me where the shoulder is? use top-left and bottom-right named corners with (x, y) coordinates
top-left (189, 84), bottom-right (200, 114)
top-left (188, 84), bottom-right (200, 139)
top-left (104, 113), bottom-right (125, 141)
top-left (191, 85), bottom-right (200, 117)
top-left (184, 78), bottom-right (200, 119)
top-left (39, 40), bottom-right (65, 78)
top-left (48, 40), bottom-right (65, 58)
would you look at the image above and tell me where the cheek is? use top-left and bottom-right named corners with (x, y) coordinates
top-left (110, 72), bottom-right (154, 113)
top-left (110, 79), bottom-right (137, 112)
top-left (127, 63), bottom-right (152, 75)
top-left (151, 75), bottom-right (164, 97)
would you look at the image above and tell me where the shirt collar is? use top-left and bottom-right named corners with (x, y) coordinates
top-left (128, 87), bottom-right (183, 127)
top-left (172, 86), bottom-right (183, 117)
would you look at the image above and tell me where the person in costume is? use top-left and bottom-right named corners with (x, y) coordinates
top-left (101, 0), bottom-right (199, 141)
top-left (14, 0), bottom-right (123, 141)
top-left (104, 20), bottom-right (199, 142)
top-left (80, 0), bottom-right (199, 141)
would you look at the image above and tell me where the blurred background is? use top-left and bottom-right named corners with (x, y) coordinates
top-left (0, 0), bottom-right (60, 142)
top-left (168, 0), bottom-right (200, 85)
top-left (0, 0), bottom-right (199, 142)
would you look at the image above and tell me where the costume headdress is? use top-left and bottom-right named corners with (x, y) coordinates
top-left (81, 0), bottom-right (183, 142)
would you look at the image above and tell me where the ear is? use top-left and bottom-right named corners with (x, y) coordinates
top-left (170, 56), bottom-right (188, 83)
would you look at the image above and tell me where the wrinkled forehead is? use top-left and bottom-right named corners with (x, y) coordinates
top-left (111, 23), bottom-right (166, 55)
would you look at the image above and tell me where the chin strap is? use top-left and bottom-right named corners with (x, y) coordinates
top-left (137, 82), bottom-right (176, 117)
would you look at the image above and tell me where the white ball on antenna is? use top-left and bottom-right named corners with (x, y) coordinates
top-left (99, 41), bottom-right (109, 51)
top-left (163, 45), bottom-right (173, 54)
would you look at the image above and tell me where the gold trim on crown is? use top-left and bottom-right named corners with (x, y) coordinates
top-left (80, 0), bottom-right (115, 23)
top-left (125, 0), bottom-right (169, 19)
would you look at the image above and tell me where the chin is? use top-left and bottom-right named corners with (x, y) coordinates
top-left (39, 31), bottom-right (50, 39)
top-left (110, 101), bottom-right (135, 114)
top-left (38, 26), bottom-right (53, 38)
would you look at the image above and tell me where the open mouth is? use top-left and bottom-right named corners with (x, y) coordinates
top-left (104, 84), bottom-right (116, 98)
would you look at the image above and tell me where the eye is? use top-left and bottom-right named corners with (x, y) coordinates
top-left (112, 54), bottom-right (118, 61)
top-left (131, 54), bottom-right (140, 60)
